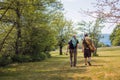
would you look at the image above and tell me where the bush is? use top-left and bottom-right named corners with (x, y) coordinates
top-left (0, 56), bottom-right (12, 66)
top-left (12, 52), bottom-right (50, 62)
top-left (0, 52), bottom-right (51, 66)
top-left (45, 51), bottom-right (51, 58)
top-left (31, 52), bottom-right (47, 61)
top-left (12, 54), bottom-right (32, 63)
top-left (93, 53), bottom-right (99, 56)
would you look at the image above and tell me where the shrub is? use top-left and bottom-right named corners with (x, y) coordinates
top-left (31, 52), bottom-right (47, 61)
top-left (45, 51), bottom-right (51, 58)
top-left (12, 54), bottom-right (32, 63)
top-left (0, 55), bottom-right (12, 66)
top-left (39, 52), bottom-right (47, 60)
top-left (0, 52), bottom-right (51, 66)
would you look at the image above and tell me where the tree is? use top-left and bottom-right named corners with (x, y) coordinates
top-left (0, 0), bottom-right (64, 63)
top-left (91, 18), bottom-right (104, 56)
top-left (77, 18), bottom-right (104, 56)
top-left (87, 0), bottom-right (120, 23)
top-left (110, 24), bottom-right (120, 46)
top-left (51, 12), bottom-right (74, 55)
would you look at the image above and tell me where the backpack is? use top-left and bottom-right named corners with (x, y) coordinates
top-left (69, 39), bottom-right (77, 49)
top-left (69, 40), bottom-right (73, 48)
top-left (84, 38), bottom-right (95, 52)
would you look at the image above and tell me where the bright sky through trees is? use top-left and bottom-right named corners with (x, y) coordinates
top-left (61, 0), bottom-right (115, 34)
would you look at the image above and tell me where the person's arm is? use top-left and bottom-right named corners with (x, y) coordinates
top-left (76, 40), bottom-right (79, 49)
top-left (66, 43), bottom-right (69, 55)
top-left (92, 42), bottom-right (96, 50)
top-left (82, 42), bottom-right (84, 53)
top-left (67, 45), bottom-right (69, 51)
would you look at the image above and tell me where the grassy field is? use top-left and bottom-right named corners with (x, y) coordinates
top-left (0, 47), bottom-right (120, 80)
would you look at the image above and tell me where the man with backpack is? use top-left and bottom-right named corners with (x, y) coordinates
top-left (67, 35), bottom-right (79, 67)
top-left (82, 34), bottom-right (96, 66)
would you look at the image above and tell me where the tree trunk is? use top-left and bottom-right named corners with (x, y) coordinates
top-left (59, 46), bottom-right (63, 55)
top-left (93, 40), bottom-right (99, 56)
top-left (15, 1), bottom-right (21, 54)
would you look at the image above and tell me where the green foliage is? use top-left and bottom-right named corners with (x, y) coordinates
top-left (0, 0), bottom-right (65, 65)
top-left (92, 53), bottom-right (99, 56)
top-left (31, 52), bottom-right (47, 61)
top-left (0, 55), bottom-right (12, 66)
top-left (110, 24), bottom-right (120, 46)
top-left (97, 42), bottom-right (110, 47)
top-left (12, 52), bottom-right (50, 62)
top-left (51, 12), bottom-right (74, 55)
top-left (77, 18), bottom-right (105, 55)
top-left (45, 51), bottom-right (51, 58)
top-left (12, 54), bottom-right (32, 63)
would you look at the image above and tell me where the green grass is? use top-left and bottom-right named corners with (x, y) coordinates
top-left (0, 47), bottom-right (120, 80)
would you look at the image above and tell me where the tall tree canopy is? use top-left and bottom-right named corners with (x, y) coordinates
top-left (110, 24), bottom-right (120, 46)
top-left (51, 12), bottom-right (74, 55)
top-left (0, 0), bottom-right (69, 65)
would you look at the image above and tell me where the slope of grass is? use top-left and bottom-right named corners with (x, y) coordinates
top-left (0, 47), bottom-right (120, 80)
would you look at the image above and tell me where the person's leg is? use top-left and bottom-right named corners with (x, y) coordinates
top-left (88, 57), bottom-right (91, 62)
top-left (87, 57), bottom-right (91, 66)
top-left (85, 58), bottom-right (87, 65)
top-left (69, 49), bottom-right (73, 67)
top-left (73, 49), bottom-right (77, 67)
top-left (84, 49), bottom-right (87, 65)
top-left (87, 49), bottom-right (92, 66)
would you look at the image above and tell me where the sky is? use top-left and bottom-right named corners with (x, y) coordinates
top-left (61, 0), bottom-right (115, 34)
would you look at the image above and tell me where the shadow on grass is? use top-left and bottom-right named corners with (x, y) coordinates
top-left (0, 55), bottom-right (88, 80)
top-left (90, 64), bottom-right (103, 66)
top-left (97, 55), bottom-right (120, 57)
top-left (48, 76), bottom-right (92, 80)
top-left (78, 64), bottom-right (103, 67)
top-left (0, 71), bottom-right (21, 77)
top-left (0, 68), bottom-right (86, 79)
top-left (91, 59), bottom-right (107, 63)
top-left (44, 56), bottom-right (69, 62)
top-left (78, 58), bottom-right (106, 63)
top-left (35, 68), bottom-right (87, 80)
top-left (36, 67), bottom-right (86, 74)
top-left (47, 76), bottom-right (65, 80)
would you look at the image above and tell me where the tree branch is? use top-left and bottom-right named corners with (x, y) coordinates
top-left (0, 1), bottom-right (13, 21)
top-left (0, 23), bottom-right (15, 53)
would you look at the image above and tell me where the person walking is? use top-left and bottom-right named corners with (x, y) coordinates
top-left (82, 34), bottom-right (96, 66)
top-left (67, 35), bottom-right (79, 67)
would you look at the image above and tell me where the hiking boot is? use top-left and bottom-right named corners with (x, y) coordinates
top-left (73, 64), bottom-right (76, 67)
top-left (88, 61), bottom-right (92, 66)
